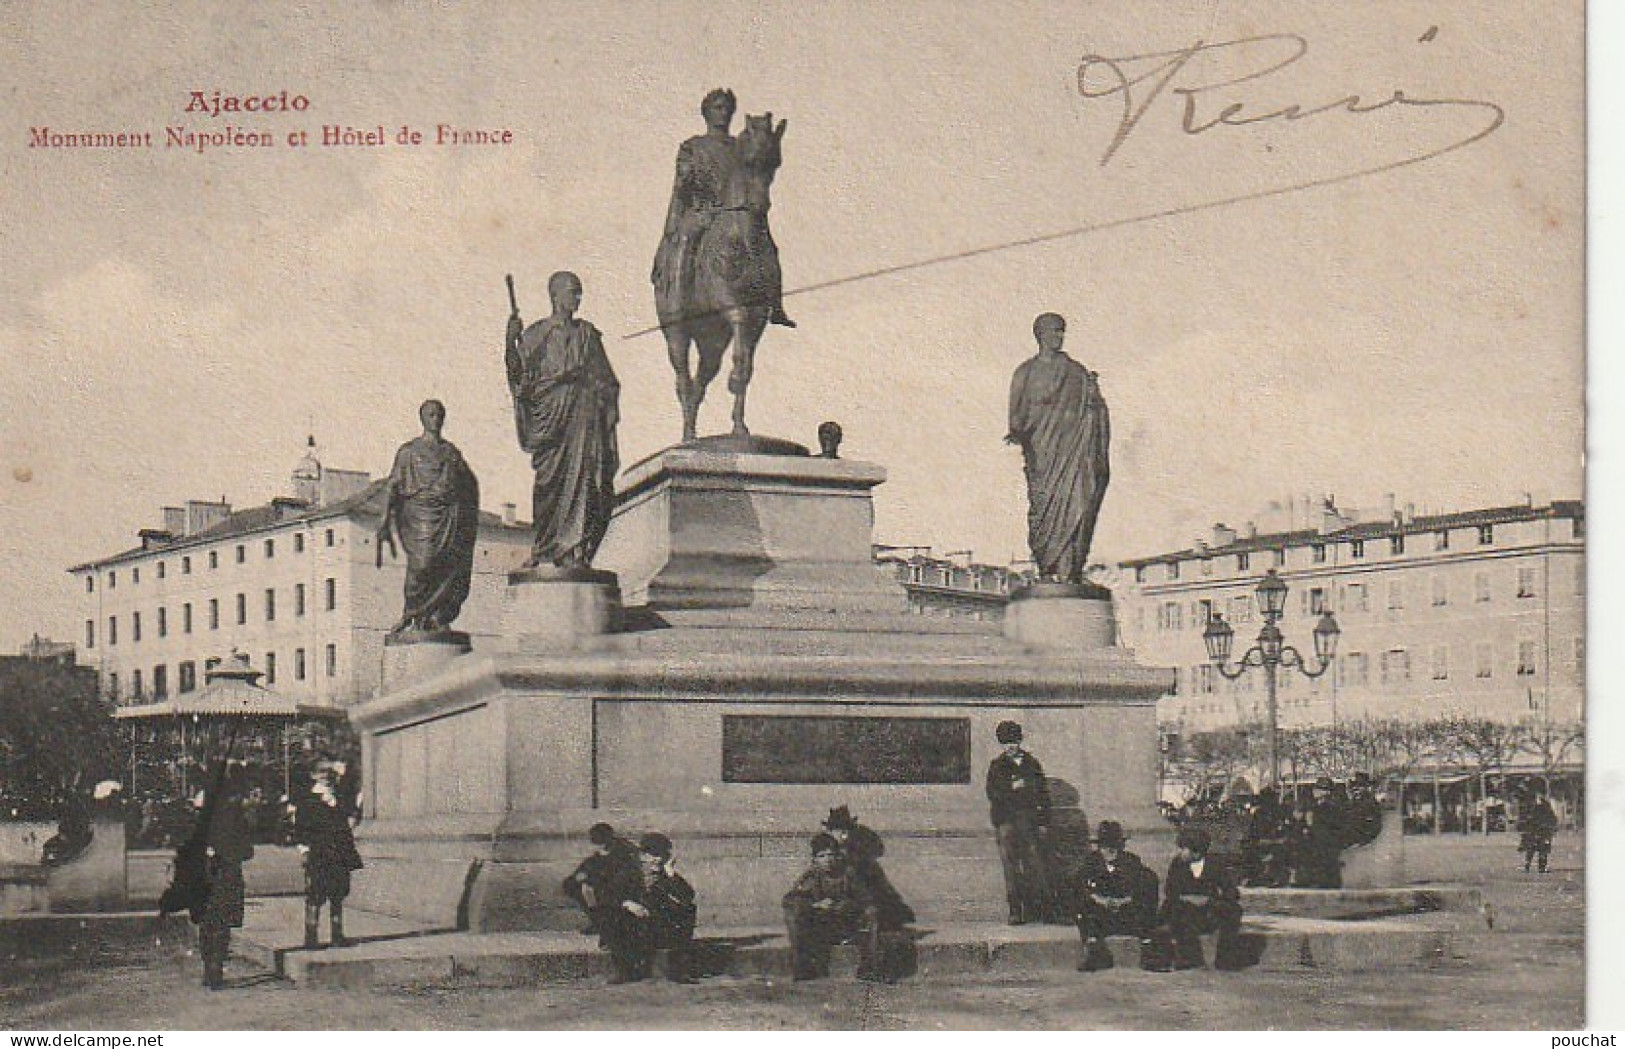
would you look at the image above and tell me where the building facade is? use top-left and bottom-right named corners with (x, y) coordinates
top-left (1115, 499), bottom-right (1585, 734)
top-left (69, 445), bottom-right (531, 711)
top-left (874, 547), bottom-right (1035, 620)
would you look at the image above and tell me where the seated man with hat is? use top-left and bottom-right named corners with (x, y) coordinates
top-left (597, 832), bottom-right (698, 984)
top-left (823, 805), bottom-right (915, 931)
top-left (1070, 819), bottom-right (1161, 971)
top-left (1159, 825), bottom-right (1245, 971)
top-left (783, 832), bottom-right (882, 982)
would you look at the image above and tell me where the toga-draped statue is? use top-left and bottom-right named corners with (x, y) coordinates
top-left (377, 399), bottom-right (481, 636)
top-left (505, 271), bottom-right (621, 570)
top-left (1006, 312), bottom-right (1111, 584)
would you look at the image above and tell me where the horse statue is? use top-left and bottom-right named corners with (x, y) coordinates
top-left (655, 113), bottom-right (788, 442)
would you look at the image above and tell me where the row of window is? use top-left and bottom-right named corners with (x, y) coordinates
top-left (1151, 563), bottom-right (1580, 633)
top-left (108, 645), bottom-right (340, 701)
top-left (85, 579), bottom-right (338, 648)
top-left (1140, 517), bottom-right (1583, 583)
top-left (86, 528), bottom-right (340, 593)
top-left (1170, 638), bottom-right (1578, 695)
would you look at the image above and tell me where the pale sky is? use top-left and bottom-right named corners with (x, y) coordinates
top-left (0, 1), bottom-right (1585, 648)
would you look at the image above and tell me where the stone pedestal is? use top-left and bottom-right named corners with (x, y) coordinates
top-left (350, 446), bottom-right (1174, 933)
top-left (501, 567), bottom-right (621, 648)
top-left (1342, 809), bottom-right (1408, 889)
top-left (595, 445), bottom-right (906, 613)
top-left (1003, 583), bottom-right (1117, 650)
top-left (381, 632), bottom-right (470, 692)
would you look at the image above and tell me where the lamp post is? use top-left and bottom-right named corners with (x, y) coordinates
top-left (1202, 569), bottom-right (1341, 791)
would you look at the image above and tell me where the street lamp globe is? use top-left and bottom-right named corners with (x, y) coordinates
top-left (1255, 568), bottom-right (1289, 618)
top-left (1202, 613), bottom-right (1235, 663)
top-left (1312, 610), bottom-right (1342, 665)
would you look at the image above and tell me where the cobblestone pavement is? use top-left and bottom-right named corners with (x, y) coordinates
top-left (1, 832), bottom-right (1585, 1030)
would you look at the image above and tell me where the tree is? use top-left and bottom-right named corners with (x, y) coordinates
top-left (0, 659), bottom-right (122, 821)
top-left (1439, 715), bottom-right (1523, 834)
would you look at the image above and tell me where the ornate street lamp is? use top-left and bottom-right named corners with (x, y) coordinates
top-left (1202, 569), bottom-right (1341, 790)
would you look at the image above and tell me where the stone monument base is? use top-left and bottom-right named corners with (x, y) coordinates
top-left (381, 632), bottom-right (471, 692)
top-left (501, 568), bottom-right (621, 647)
top-left (352, 449), bottom-right (1173, 933)
top-left (1004, 585), bottom-right (1117, 650)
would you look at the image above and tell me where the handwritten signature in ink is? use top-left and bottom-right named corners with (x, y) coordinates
top-left (1077, 33), bottom-right (1504, 166)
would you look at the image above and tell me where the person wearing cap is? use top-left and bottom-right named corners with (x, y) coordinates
top-left (823, 806), bottom-right (915, 931)
top-left (1159, 825), bottom-right (1244, 970)
top-left (561, 822), bottom-right (640, 935)
top-left (1292, 776), bottom-right (1348, 889)
top-left (598, 832), bottom-right (698, 984)
top-left (985, 720), bottom-right (1057, 924)
top-left (783, 832), bottom-right (882, 981)
top-left (1070, 820), bottom-right (1161, 971)
top-left (294, 765), bottom-right (365, 949)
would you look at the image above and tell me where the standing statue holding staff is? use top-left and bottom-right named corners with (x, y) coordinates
top-left (506, 271), bottom-right (621, 571)
top-left (652, 88), bottom-right (793, 442)
top-left (1006, 312), bottom-right (1111, 585)
top-left (377, 399), bottom-right (481, 637)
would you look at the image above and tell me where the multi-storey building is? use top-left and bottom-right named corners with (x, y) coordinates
top-left (874, 546), bottom-right (1035, 620)
top-left (69, 442), bottom-right (531, 711)
top-left (1115, 498), bottom-right (1585, 734)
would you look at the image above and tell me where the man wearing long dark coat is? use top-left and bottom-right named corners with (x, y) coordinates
top-left (1007, 312), bottom-right (1110, 584)
top-left (378, 399), bottom-right (480, 635)
top-left (506, 271), bottom-right (621, 570)
top-left (192, 770), bottom-right (254, 990)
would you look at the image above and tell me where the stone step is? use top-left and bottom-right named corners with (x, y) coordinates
top-left (0, 911), bottom-right (195, 960)
top-left (270, 914), bottom-right (1457, 990)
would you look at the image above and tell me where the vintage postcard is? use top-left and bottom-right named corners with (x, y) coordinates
top-left (0, 0), bottom-right (1603, 1033)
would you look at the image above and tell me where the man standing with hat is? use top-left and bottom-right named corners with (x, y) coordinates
top-left (598, 832), bottom-right (698, 984)
top-left (1070, 819), bottom-right (1161, 971)
top-left (985, 720), bottom-right (1057, 924)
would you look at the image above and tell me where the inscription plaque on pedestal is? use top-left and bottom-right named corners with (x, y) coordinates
top-left (721, 715), bottom-right (972, 784)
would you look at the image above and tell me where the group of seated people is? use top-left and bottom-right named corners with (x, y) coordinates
top-left (560, 806), bottom-right (917, 984)
top-left (559, 809), bottom-right (1250, 985)
top-left (1072, 821), bottom-right (1244, 972)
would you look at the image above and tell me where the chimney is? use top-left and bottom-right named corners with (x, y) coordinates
top-left (318, 468), bottom-right (372, 507)
top-left (163, 506), bottom-right (187, 534)
top-left (1403, 502), bottom-right (1416, 524)
top-left (1243, 521), bottom-right (1258, 540)
top-left (1319, 499), bottom-right (1345, 535)
top-left (138, 528), bottom-right (174, 550)
top-left (501, 502), bottom-right (517, 526)
top-left (271, 496), bottom-right (310, 520)
top-left (186, 499), bottom-right (231, 535)
top-left (1211, 522), bottom-right (1237, 547)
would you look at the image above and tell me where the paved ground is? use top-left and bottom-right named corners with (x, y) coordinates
top-left (0, 832), bottom-right (1585, 1030)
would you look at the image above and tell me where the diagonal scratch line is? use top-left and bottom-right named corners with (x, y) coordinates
top-left (623, 98), bottom-right (1504, 340)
